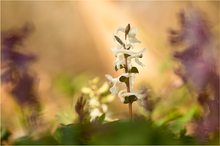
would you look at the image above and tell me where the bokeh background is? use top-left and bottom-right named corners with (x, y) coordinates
top-left (1, 0), bottom-right (219, 142)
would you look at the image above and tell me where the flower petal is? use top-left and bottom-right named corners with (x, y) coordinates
top-left (116, 27), bottom-right (125, 33)
top-left (135, 58), bottom-right (144, 67)
top-left (105, 74), bottom-right (113, 81)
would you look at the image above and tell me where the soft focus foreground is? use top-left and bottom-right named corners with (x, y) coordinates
top-left (1, 1), bottom-right (219, 145)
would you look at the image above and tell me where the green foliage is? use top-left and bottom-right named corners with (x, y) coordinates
top-left (54, 124), bottom-right (84, 144)
top-left (1, 127), bottom-right (11, 142)
top-left (12, 119), bottom-right (219, 145)
top-left (94, 113), bottom-right (106, 124)
top-left (153, 86), bottom-right (200, 133)
top-left (89, 120), bottom-right (187, 145)
top-left (53, 120), bottom-right (183, 145)
top-left (168, 105), bottom-right (200, 134)
top-left (53, 73), bottom-right (90, 96)
top-left (178, 129), bottom-right (197, 144)
top-left (13, 133), bottom-right (58, 145)
top-left (159, 57), bottom-right (174, 73)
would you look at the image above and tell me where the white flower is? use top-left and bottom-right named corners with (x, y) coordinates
top-left (129, 74), bottom-right (136, 91)
top-left (106, 24), bottom-right (145, 104)
top-left (127, 49), bottom-right (145, 67)
top-left (97, 82), bottom-right (109, 94)
top-left (105, 74), bottom-right (120, 95)
top-left (90, 108), bottom-right (102, 121)
top-left (89, 98), bottom-right (100, 107)
top-left (114, 54), bottom-right (125, 70)
top-left (112, 47), bottom-right (144, 56)
top-left (105, 74), bottom-right (130, 95)
top-left (116, 26), bottom-right (141, 44)
top-left (112, 47), bottom-right (145, 67)
top-left (101, 104), bottom-right (108, 112)
top-left (133, 57), bottom-right (145, 67)
top-left (118, 90), bottom-right (127, 102)
top-left (118, 89), bottom-right (146, 102)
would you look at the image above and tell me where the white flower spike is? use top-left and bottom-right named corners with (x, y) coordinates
top-left (106, 24), bottom-right (146, 119)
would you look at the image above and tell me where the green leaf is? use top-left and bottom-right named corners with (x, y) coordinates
top-left (129, 67), bottom-right (139, 73)
top-left (114, 35), bottom-right (124, 46)
top-left (89, 120), bottom-right (181, 145)
top-left (13, 134), bottom-right (58, 145)
top-left (1, 128), bottom-right (11, 141)
top-left (125, 24), bottom-right (130, 40)
top-left (94, 114), bottom-right (105, 123)
top-left (54, 124), bottom-right (82, 144)
top-left (124, 95), bottom-right (138, 104)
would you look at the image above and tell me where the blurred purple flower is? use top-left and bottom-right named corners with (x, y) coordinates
top-left (1, 23), bottom-right (40, 108)
top-left (168, 6), bottom-right (219, 140)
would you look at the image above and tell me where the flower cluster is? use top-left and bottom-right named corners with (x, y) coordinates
top-left (105, 24), bottom-right (146, 104)
top-left (81, 77), bottom-right (115, 121)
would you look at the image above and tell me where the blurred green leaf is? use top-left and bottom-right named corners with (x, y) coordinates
top-left (93, 114), bottom-right (105, 124)
top-left (53, 73), bottom-right (90, 96)
top-left (159, 57), bottom-right (173, 73)
top-left (54, 124), bottom-right (81, 144)
top-left (1, 127), bottom-right (11, 142)
top-left (13, 134), bottom-right (58, 145)
top-left (156, 110), bottom-right (183, 126)
top-left (89, 120), bottom-right (180, 145)
top-left (169, 105), bottom-right (200, 134)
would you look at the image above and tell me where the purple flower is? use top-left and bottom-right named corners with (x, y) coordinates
top-left (1, 23), bottom-right (40, 108)
top-left (169, 6), bottom-right (219, 140)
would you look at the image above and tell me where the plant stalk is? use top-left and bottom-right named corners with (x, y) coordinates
top-left (124, 32), bottom-right (133, 120)
top-left (124, 55), bottom-right (132, 120)
top-left (129, 102), bottom-right (132, 120)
